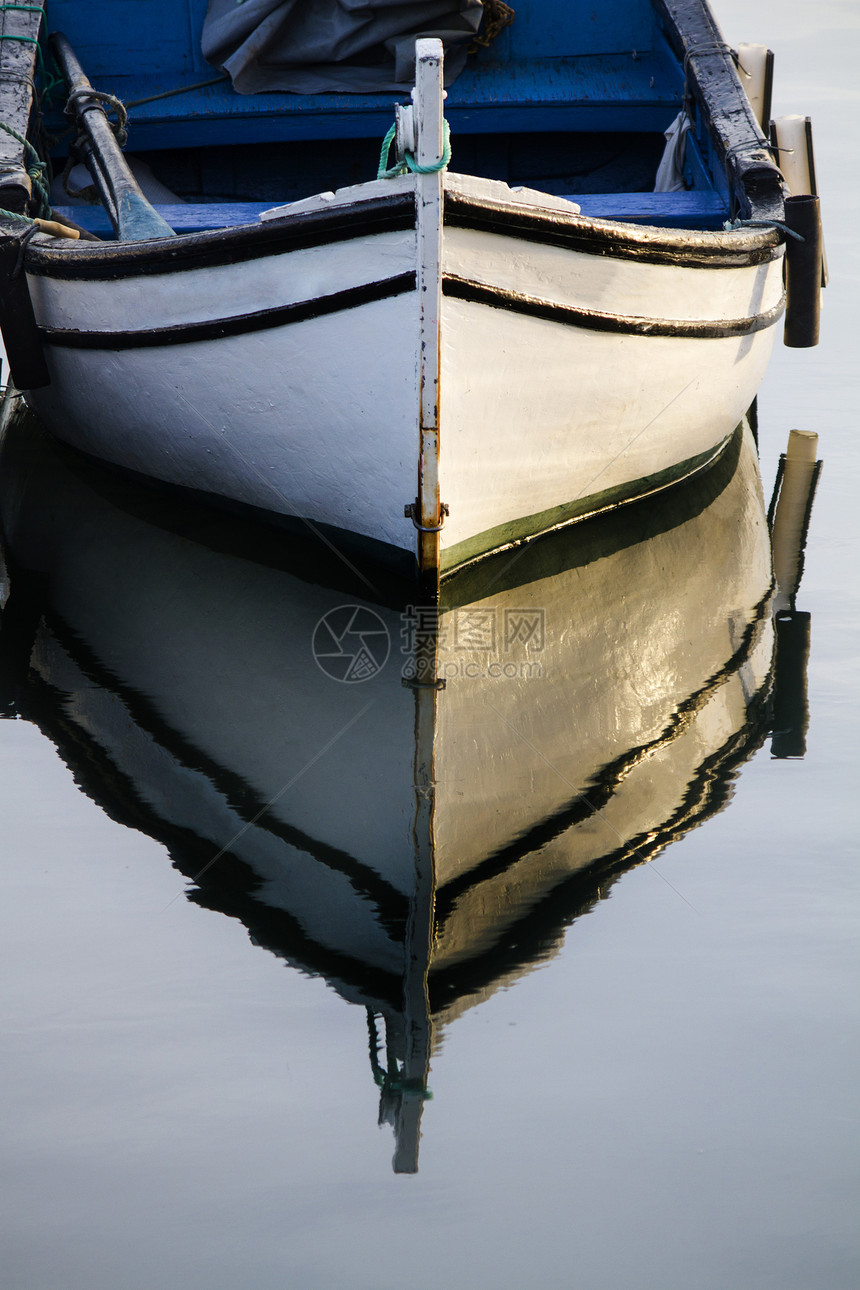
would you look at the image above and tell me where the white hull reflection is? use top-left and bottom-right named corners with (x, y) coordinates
top-left (0, 398), bottom-right (775, 1171)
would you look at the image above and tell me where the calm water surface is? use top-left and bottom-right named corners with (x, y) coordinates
top-left (1, 3), bottom-right (858, 1287)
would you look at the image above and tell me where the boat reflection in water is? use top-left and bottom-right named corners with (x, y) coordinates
top-left (0, 401), bottom-right (778, 1173)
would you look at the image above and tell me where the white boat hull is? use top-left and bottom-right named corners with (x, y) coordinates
top-left (22, 172), bottom-right (784, 579)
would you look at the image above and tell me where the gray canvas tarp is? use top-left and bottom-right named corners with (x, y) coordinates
top-left (202, 0), bottom-right (486, 95)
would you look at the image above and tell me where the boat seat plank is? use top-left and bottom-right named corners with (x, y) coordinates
top-left (46, 54), bottom-right (682, 151)
top-left (575, 191), bottom-right (727, 227)
top-left (53, 191), bottom-right (728, 239)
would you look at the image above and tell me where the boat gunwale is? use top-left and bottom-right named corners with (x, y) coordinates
top-left (443, 192), bottom-right (783, 268)
top-left (18, 191), bottom-right (417, 279)
top-left (18, 183), bottom-right (783, 283)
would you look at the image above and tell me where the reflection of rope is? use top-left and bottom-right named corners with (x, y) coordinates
top-left (365, 1010), bottom-right (432, 1098)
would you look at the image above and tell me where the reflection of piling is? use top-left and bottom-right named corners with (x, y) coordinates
top-left (769, 429), bottom-right (820, 613)
top-left (771, 610), bottom-right (811, 758)
top-left (768, 429), bottom-right (821, 758)
top-left (384, 616), bottom-right (441, 1173)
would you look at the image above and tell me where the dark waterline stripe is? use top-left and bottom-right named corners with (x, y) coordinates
top-left (433, 582), bottom-right (775, 928)
top-left (27, 610), bottom-right (412, 930)
top-left (441, 433), bottom-right (737, 576)
top-left (38, 273), bottom-right (417, 349)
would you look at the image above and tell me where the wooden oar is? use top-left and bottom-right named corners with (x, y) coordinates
top-left (49, 32), bottom-right (175, 242)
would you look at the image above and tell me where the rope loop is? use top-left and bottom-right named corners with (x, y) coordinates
top-left (64, 85), bottom-right (128, 147)
top-left (378, 118), bottom-right (451, 180)
top-left (0, 119), bottom-right (51, 217)
top-left (376, 123), bottom-right (398, 180)
top-left (61, 148), bottom-right (98, 203)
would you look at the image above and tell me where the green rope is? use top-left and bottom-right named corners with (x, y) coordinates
top-left (0, 206), bottom-right (32, 225)
top-left (377, 119), bottom-right (451, 180)
top-left (406, 119), bottom-right (451, 174)
top-left (0, 30), bottom-right (50, 90)
top-left (377, 123), bottom-right (398, 180)
top-left (36, 47), bottom-right (68, 108)
top-left (0, 8), bottom-right (62, 215)
top-left (725, 217), bottom-right (805, 241)
top-left (0, 119), bottom-right (51, 217)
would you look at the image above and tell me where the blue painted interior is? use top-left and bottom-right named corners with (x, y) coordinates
top-left (43, 1), bottom-right (663, 91)
top-left (42, 0), bottom-right (681, 145)
top-left (39, 0), bottom-right (728, 232)
top-left (55, 191), bottom-right (728, 238)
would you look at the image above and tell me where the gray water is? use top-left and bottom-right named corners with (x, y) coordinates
top-left (1, 3), bottom-right (858, 1287)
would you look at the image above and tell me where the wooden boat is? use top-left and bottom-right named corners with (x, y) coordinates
top-left (0, 393), bottom-right (776, 1170)
top-left (0, 1), bottom-right (821, 592)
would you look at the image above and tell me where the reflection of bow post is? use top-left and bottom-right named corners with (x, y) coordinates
top-left (367, 602), bottom-right (441, 1173)
top-left (392, 599), bottom-right (441, 1173)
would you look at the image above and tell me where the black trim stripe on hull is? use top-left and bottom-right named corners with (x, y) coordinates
top-left (442, 275), bottom-right (785, 338)
top-left (24, 193), bottom-right (416, 281)
top-left (33, 610), bottom-right (411, 932)
top-left (444, 193), bottom-right (784, 269)
top-left (38, 273), bottom-right (417, 349)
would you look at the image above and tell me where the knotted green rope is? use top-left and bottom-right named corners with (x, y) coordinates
top-left (0, 119), bottom-right (51, 217)
top-left (377, 119), bottom-right (451, 180)
top-left (0, 205), bottom-right (31, 224)
top-left (0, 7), bottom-right (63, 209)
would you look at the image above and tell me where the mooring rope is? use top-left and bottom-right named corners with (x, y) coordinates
top-left (726, 217), bottom-right (805, 240)
top-left (0, 118), bottom-right (50, 216)
top-left (377, 118), bottom-right (451, 180)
